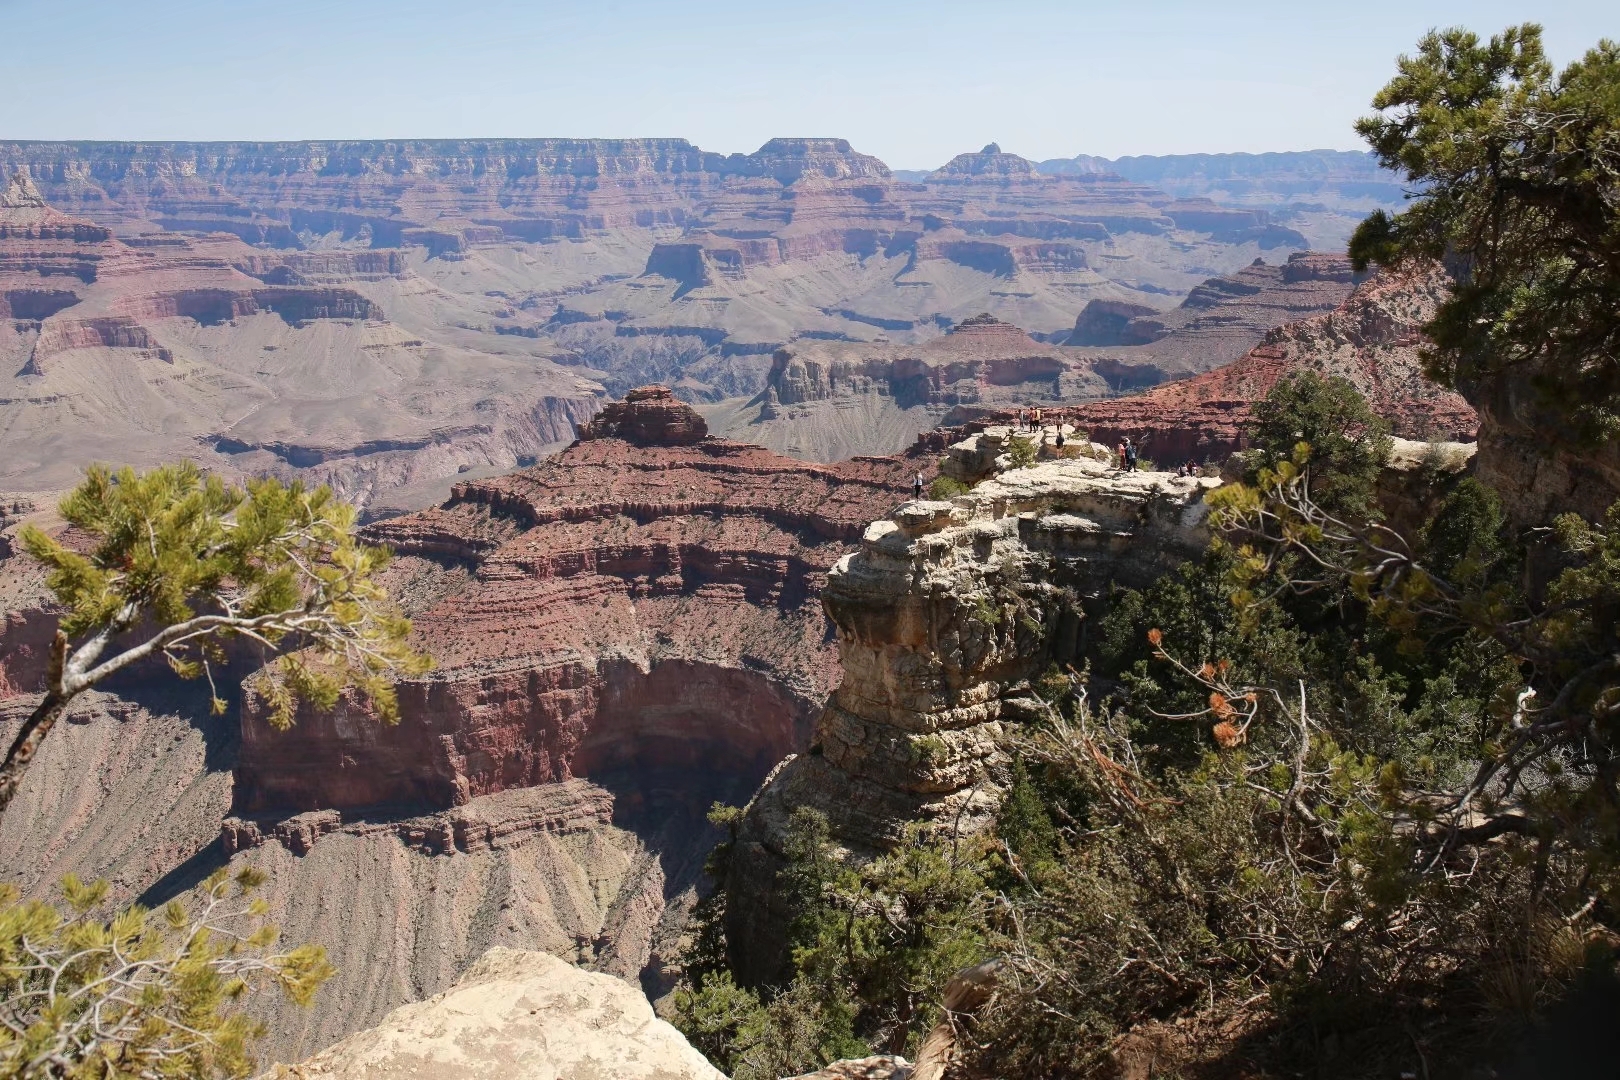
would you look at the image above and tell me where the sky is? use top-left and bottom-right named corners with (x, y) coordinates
top-left (0, 0), bottom-right (1613, 169)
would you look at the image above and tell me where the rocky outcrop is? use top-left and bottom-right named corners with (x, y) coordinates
top-left (263, 946), bottom-right (722, 1080)
top-left (582, 384), bottom-right (708, 445)
top-left (1468, 373), bottom-right (1620, 528)
top-left (1066, 263), bottom-right (1477, 465)
top-left (725, 447), bottom-right (1217, 982)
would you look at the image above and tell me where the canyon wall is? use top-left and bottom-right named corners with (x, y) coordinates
top-left (0, 171), bottom-right (601, 506)
top-left (1467, 375), bottom-right (1620, 528)
top-left (231, 387), bottom-right (924, 817)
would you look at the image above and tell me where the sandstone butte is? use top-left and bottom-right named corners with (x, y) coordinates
top-left (229, 386), bottom-right (927, 820)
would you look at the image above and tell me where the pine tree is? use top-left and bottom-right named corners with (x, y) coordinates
top-left (0, 463), bottom-right (431, 817)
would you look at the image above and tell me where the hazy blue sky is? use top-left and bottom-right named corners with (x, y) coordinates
top-left (0, 0), bottom-right (1612, 168)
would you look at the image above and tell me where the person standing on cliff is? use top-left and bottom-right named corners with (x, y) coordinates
top-left (1016, 407), bottom-right (1024, 431)
top-left (1125, 437), bottom-right (1138, 472)
top-left (914, 471), bottom-right (925, 500)
top-left (1117, 438), bottom-right (1127, 470)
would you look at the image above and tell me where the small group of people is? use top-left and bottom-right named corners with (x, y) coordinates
top-left (1014, 406), bottom-right (1051, 432)
top-left (1115, 436), bottom-right (1138, 472)
top-left (1015, 406), bottom-right (1071, 448)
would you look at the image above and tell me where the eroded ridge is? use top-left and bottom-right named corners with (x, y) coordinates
top-left (233, 387), bottom-right (928, 818)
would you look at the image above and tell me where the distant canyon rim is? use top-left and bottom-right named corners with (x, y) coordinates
top-left (1, 139), bottom-right (1401, 511)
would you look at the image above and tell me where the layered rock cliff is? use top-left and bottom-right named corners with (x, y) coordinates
top-left (1066, 263), bottom-right (1477, 465)
top-left (702, 255), bottom-right (1358, 462)
top-left (2, 139), bottom-right (1341, 503)
top-left (725, 444), bottom-right (1218, 981)
top-left (231, 388), bottom-right (925, 816)
top-left (0, 171), bottom-right (600, 505)
top-left (3, 138), bottom-right (1316, 365)
top-left (1065, 251), bottom-right (1361, 385)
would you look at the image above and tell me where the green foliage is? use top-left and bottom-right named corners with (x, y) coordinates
top-left (677, 807), bottom-right (990, 1065)
top-left (1247, 371), bottom-right (1392, 518)
top-left (929, 475), bottom-right (970, 500)
top-left (674, 972), bottom-right (862, 1080)
top-left (1005, 436), bottom-right (1038, 470)
top-left (0, 868), bottom-right (332, 1079)
top-left (1350, 24), bottom-right (1620, 443)
top-left (17, 464), bottom-right (430, 728)
top-left (994, 759), bottom-right (1057, 869)
top-left (1421, 477), bottom-right (1511, 585)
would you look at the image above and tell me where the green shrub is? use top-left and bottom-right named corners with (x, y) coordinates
top-left (1005, 436), bottom-right (1038, 470)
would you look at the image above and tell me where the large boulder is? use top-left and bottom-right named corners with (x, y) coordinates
top-left (264, 946), bottom-right (722, 1080)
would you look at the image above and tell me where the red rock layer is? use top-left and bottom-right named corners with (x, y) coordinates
top-left (580, 385), bottom-right (708, 445)
top-left (232, 392), bottom-right (928, 816)
top-left (1067, 252), bottom-right (1361, 385)
top-left (1062, 264), bottom-right (1478, 464)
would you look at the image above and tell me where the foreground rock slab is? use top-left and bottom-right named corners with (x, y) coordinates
top-left (265, 946), bottom-right (722, 1080)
